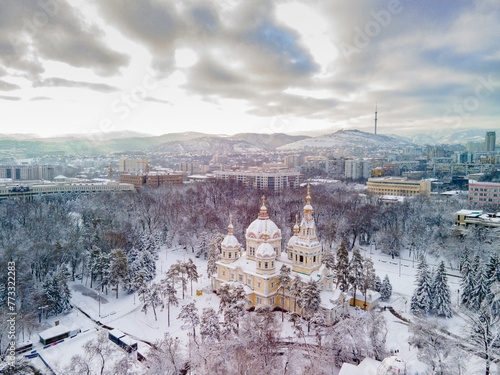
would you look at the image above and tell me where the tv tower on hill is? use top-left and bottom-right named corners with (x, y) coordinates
top-left (374, 103), bottom-right (378, 135)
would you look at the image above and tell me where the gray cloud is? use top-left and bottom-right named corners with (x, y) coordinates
top-left (0, 0), bottom-right (129, 80)
top-left (0, 80), bottom-right (20, 91)
top-left (144, 96), bottom-right (172, 105)
top-left (0, 95), bottom-right (21, 101)
top-left (34, 77), bottom-right (118, 93)
top-left (30, 96), bottom-right (52, 101)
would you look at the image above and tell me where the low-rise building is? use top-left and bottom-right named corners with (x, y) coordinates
top-left (120, 173), bottom-right (183, 191)
top-left (455, 209), bottom-right (500, 228)
top-left (0, 180), bottom-right (134, 201)
top-left (366, 177), bottom-right (431, 197)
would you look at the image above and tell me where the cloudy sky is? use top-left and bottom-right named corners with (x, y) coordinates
top-left (1, 0), bottom-right (499, 137)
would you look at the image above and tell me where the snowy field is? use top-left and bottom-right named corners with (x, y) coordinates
top-left (24, 244), bottom-right (497, 374)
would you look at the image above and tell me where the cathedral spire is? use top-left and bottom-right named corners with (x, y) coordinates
top-left (258, 194), bottom-right (269, 219)
top-left (228, 213), bottom-right (233, 235)
top-left (304, 184), bottom-right (313, 214)
top-left (293, 214), bottom-right (299, 235)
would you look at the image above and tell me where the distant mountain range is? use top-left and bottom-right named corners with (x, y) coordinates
top-left (0, 128), bottom-right (496, 157)
top-left (278, 129), bottom-right (409, 150)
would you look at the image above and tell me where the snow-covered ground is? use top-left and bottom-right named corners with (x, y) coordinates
top-left (25, 244), bottom-right (495, 374)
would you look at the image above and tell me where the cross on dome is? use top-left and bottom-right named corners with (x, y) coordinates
top-left (258, 194), bottom-right (269, 218)
top-left (228, 213), bottom-right (233, 234)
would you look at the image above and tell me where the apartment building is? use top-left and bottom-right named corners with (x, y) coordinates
top-left (468, 180), bottom-right (500, 206)
top-left (214, 169), bottom-right (300, 191)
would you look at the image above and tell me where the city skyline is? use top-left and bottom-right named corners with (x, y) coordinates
top-left (0, 0), bottom-right (499, 137)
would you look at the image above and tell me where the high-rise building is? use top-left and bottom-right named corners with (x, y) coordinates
top-left (0, 165), bottom-right (55, 180)
top-left (486, 131), bottom-right (496, 152)
top-left (345, 159), bottom-right (372, 179)
top-left (118, 158), bottom-right (149, 174)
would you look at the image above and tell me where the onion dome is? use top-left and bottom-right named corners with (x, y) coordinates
top-left (287, 214), bottom-right (300, 247)
top-left (256, 242), bottom-right (275, 259)
top-left (221, 214), bottom-right (240, 251)
top-left (246, 195), bottom-right (281, 240)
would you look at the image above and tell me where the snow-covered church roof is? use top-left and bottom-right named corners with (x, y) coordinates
top-left (256, 242), bottom-right (275, 258)
top-left (246, 195), bottom-right (281, 240)
top-left (222, 214), bottom-right (240, 250)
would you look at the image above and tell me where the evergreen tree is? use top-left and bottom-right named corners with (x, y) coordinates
top-left (471, 262), bottom-right (489, 311)
top-left (108, 249), bottom-right (128, 299)
top-left (139, 282), bottom-right (163, 321)
top-left (486, 254), bottom-right (500, 300)
top-left (200, 307), bottom-right (220, 342)
top-left (207, 232), bottom-right (224, 289)
top-left (160, 278), bottom-right (178, 327)
top-left (277, 264), bottom-right (291, 322)
top-left (411, 257), bottom-right (433, 316)
top-left (178, 302), bottom-right (200, 340)
top-left (432, 261), bottom-right (452, 318)
top-left (335, 240), bottom-right (350, 292)
top-left (348, 247), bottom-right (364, 306)
top-left (460, 251), bottom-right (475, 308)
top-left (322, 247), bottom-right (336, 274)
top-left (42, 266), bottom-right (72, 316)
top-left (374, 275), bottom-right (383, 293)
top-left (361, 257), bottom-right (376, 310)
top-left (291, 274), bottom-right (303, 312)
top-left (301, 280), bottom-right (321, 333)
top-left (380, 275), bottom-right (392, 301)
top-left (185, 258), bottom-right (199, 296)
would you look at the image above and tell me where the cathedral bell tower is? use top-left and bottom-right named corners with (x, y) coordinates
top-left (291, 185), bottom-right (322, 275)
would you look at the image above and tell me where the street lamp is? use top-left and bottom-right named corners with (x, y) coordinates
top-left (97, 290), bottom-right (102, 318)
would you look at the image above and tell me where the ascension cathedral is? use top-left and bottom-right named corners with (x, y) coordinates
top-left (213, 186), bottom-right (348, 323)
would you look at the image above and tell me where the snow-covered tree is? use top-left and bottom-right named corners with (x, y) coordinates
top-left (466, 304), bottom-right (500, 375)
top-left (348, 247), bottom-right (364, 306)
top-left (108, 248), bottom-right (128, 299)
top-left (432, 261), bottom-right (452, 318)
top-left (178, 302), bottom-right (200, 340)
top-left (146, 333), bottom-right (183, 375)
top-left (471, 257), bottom-right (489, 311)
top-left (291, 274), bottom-right (303, 312)
top-left (207, 232), bottom-right (224, 289)
top-left (460, 250), bottom-right (475, 308)
top-left (380, 274), bottom-right (392, 301)
top-left (335, 240), bottom-right (350, 292)
top-left (160, 278), bottom-right (178, 327)
top-left (140, 282), bottom-right (163, 321)
top-left (322, 246), bottom-right (336, 274)
top-left (185, 258), bottom-right (199, 296)
top-left (374, 275), bottom-right (382, 293)
top-left (411, 257), bottom-right (433, 316)
top-left (200, 307), bottom-right (220, 342)
top-left (409, 319), bottom-right (457, 374)
top-left (277, 264), bottom-right (291, 322)
top-left (168, 261), bottom-right (188, 299)
top-left (301, 280), bottom-right (321, 333)
top-left (42, 266), bottom-right (72, 317)
top-left (361, 257), bottom-right (376, 309)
